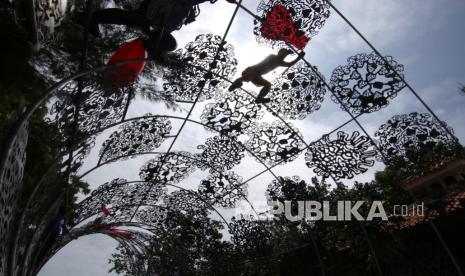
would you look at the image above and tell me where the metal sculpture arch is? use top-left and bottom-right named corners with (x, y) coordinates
top-left (1, 1), bottom-right (463, 275)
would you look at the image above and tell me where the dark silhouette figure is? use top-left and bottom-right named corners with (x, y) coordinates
top-left (229, 48), bottom-right (304, 103)
top-left (89, 0), bottom-right (218, 36)
top-left (87, 0), bottom-right (235, 62)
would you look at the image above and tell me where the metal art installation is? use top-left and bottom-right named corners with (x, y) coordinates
top-left (254, 0), bottom-right (331, 48)
top-left (198, 171), bottom-right (246, 208)
top-left (245, 121), bottom-right (303, 166)
top-left (201, 92), bottom-right (264, 136)
top-left (99, 116), bottom-right (172, 164)
top-left (268, 62), bottom-right (326, 120)
top-left (139, 152), bottom-right (195, 185)
top-left (195, 135), bottom-right (245, 173)
top-left (305, 131), bottom-right (377, 180)
top-left (7, 1), bottom-right (462, 274)
top-left (329, 52), bottom-right (406, 114)
top-left (163, 33), bottom-right (237, 102)
top-left (375, 112), bottom-right (455, 164)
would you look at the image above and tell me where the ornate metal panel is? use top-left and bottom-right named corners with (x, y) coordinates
top-left (245, 121), bottom-right (303, 166)
top-left (254, 0), bottom-right (331, 48)
top-left (50, 81), bottom-right (132, 134)
top-left (195, 135), bottom-right (245, 173)
top-left (0, 125), bottom-right (28, 276)
top-left (134, 206), bottom-right (169, 229)
top-left (163, 190), bottom-right (209, 216)
top-left (139, 152), bottom-right (195, 185)
top-left (163, 33), bottom-right (237, 102)
top-left (305, 131), bottom-right (376, 180)
top-left (269, 62), bottom-right (326, 120)
top-left (198, 171), bottom-right (246, 208)
top-left (201, 92), bottom-right (264, 136)
top-left (99, 116), bottom-right (172, 164)
top-left (375, 112), bottom-right (455, 164)
top-left (330, 53), bottom-right (406, 114)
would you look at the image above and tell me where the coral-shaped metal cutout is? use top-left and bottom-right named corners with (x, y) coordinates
top-left (99, 116), bottom-right (172, 164)
top-left (134, 206), bottom-right (169, 228)
top-left (139, 152), bottom-right (195, 185)
top-left (245, 121), bottom-right (303, 166)
top-left (163, 33), bottom-right (237, 102)
top-left (305, 131), bottom-right (376, 180)
top-left (330, 52), bottom-right (406, 114)
top-left (375, 112), bottom-right (455, 164)
top-left (254, 0), bottom-right (331, 48)
top-left (195, 135), bottom-right (245, 173)
top-left (201, 92), bottom-right (264, 136)
top-left (163, 190), bottom-right (209, 215)
top-left (51, 81), bottom-right (132, 134)
top-left (269, 62), bottom-right (326, 120)
top-left (198, 171), bottom-right (246, 208)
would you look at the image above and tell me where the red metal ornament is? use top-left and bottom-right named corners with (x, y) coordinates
top-left (260, 4), bottom-right (309, 50)
top-left (106, 38), bottom-right (147, 88)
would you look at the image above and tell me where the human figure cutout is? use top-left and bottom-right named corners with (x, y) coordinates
top-left (229, 48), bottom-right (305, 103)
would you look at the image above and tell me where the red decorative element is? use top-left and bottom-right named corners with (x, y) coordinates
top-left (260, 4), bottom-right (309, 50)
top-left (106, 38), bottom-right (147, 88)
top-left (110, 228), bottom-right (132, 239)
top-left (101, 204), bottom-right (110, 217)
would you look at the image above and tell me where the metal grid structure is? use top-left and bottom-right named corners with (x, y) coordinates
top-left (0, 0), bottom-right (464, 275)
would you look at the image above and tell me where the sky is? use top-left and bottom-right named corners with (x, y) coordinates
top-left (40, 0), bottom-right (465, 275)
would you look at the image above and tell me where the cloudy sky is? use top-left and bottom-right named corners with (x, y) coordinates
top-left (40, 0), bottom-right (465, 274)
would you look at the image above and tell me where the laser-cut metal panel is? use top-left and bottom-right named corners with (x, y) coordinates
top-left (163, 190), bottom-right (209, 216)
top-left (139, 152), bottom-right (196, 185)
top-left (330, 53), bottom-right (406, 115)
top-left (254, 0), bottom-right (331, 48)
top-left (245, 121), bottom-right (303, 166)
top-left (0, 125), bottom-right (28, 276)
top-left (195, 135), bottom-right (245, 173)
top-left (269, 62), bottom-right (326, 120)
top-left (163, 33), bottom-right (237, 102)
top-left (201, 92), bottom-right (264, 136)
top-left (375, 112), bottom-right (455, 165)
top-left (134, 206), bottom-right (169, 229)
top-left (305, 131), bottom-right (376, 180)
top-left (73, 179), bottom-right (167, 225)
top-left (198, 171), bottom-right (246, 208)
top-left (99, 116), bottom-right (172, 164)
top-left (50, 81), bottom-right (132, 134)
